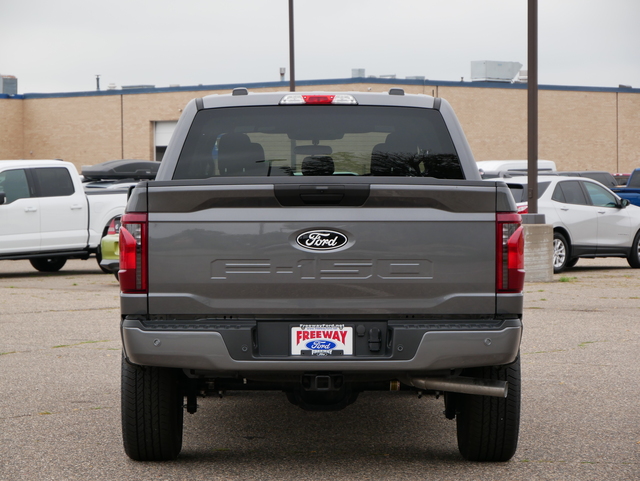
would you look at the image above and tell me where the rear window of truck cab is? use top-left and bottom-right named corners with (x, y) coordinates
top-left (173, 105), bottom-right (464, 179)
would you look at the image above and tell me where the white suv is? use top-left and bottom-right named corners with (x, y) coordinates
top-left (504, 175), bottom-right (640, 273)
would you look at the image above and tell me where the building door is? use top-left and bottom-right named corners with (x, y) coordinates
top-left (154, 121), bottom-right (178, 161)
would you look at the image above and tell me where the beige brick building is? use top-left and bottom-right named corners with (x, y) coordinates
top-left (1, 79), bottom-right (639, 174)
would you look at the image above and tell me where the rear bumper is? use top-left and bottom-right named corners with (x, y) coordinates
top-left (99, 258), bottom-right (119, 274)
top-left (121, 318), bottom-right (522, 374)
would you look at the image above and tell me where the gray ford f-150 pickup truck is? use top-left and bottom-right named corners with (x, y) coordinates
top-left (119, 89), bottom-right (525, 462)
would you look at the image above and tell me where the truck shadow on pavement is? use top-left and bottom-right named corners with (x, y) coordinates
top-left (175, 391), bottom-right (463, 466)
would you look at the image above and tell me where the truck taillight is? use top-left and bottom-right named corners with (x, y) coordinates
top-left (496, 212), bottom-right (525, 293)
top-left (119, 213), bottom-right (147, 294)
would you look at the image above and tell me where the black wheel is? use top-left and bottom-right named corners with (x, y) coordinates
top-left (29, 257), bottom-right (67, 272)
top-left (566, 257), bottom-right (579, 269)
top-left (553, 232), bottom-right (570, 273)
top-left (456, 356), bottom-right (521, 462)
top-left (121, 355), bottom-right (184, 461)
top-left (627, 230), bottom-right (640, 268)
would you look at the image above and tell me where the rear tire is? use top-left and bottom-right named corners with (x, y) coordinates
top-left (121, 355), bottom-right (184, 461)
top-left (456, 356), bottom-right (521, 462)
top-left (29, 257), bottom-right (67, 272)
top-left (627, 230), bottom-right (640, 268)
top-left (553, 232), bottom-right (570, 273)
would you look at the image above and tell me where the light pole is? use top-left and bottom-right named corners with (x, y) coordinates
top-left (289, 0), bottom-right (295, 92)
top-left (527, 0), bottom-right (539, 216)
top-left (524, 0), bottom-right (552, 283)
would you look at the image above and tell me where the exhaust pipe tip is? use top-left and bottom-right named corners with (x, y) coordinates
top-left (405, 376), bottom-right (508, 398)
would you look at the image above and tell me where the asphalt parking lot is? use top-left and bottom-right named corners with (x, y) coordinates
top-left (1, 258), bottom-right (639, 480)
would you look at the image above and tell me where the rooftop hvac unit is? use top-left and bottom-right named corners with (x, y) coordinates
top-left (471, 61), bottom-right (523, 83)
top-left (0, 75), bottom-right (18, 95)
top-left (352, 68), bottom-right (365, 78)
top-left (514, 70), bottom-right (528, 83)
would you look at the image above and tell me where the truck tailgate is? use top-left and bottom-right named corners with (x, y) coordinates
top-left (145, 181), bottom-right (498, 317)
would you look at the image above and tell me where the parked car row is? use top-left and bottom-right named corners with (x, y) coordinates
top-left (503, 175), bottom-right (640, 273)
top-left (477, 162), bottom-right (640, 271)
top-left (0, 159), bottom-right (156, 273)
top-left (0, 160), bottom-right (128, 272)
top-left (8, 157), bottom-right (636, 278)
top-left (477, 159), bottom-right (619, 188)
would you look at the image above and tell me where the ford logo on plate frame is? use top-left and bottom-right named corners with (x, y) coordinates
top-left (305, 340), bottom-right (337, 350)
top-left (296, 230), bottom-right (348, 251)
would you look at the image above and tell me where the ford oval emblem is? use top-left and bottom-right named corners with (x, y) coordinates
top-left (305, 340), bottom-right (337, 350)
top-left (296, 230), bottom-right (348, 251)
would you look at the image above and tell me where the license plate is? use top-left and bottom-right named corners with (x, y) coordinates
top-left (291, 324), bottom-right (353, 356)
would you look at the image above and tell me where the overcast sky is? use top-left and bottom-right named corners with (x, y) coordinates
top-left (1, 0), bottom-right (639, 94)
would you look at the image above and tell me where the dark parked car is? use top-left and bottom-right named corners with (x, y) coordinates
top-left (557, 171), bottom-right (618, 189)
top-left (613, 173), bottom-right (631, 185)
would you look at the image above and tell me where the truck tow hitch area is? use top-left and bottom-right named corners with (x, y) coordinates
top-left (287, 373), bottom-right (356, 412)
top-left (302, 373), bottom-right (344, 392)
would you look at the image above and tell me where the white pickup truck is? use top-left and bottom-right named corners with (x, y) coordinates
top-left (0, 160), bottom-right (128, 272)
